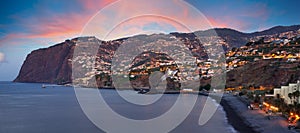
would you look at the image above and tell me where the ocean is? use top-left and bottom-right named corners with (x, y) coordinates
top-left (0, 82), bottom-right (236, 133)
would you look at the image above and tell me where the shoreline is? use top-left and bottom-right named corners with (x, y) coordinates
top-left (219, 95), bottom-right (297, 133)
top-left (35, 83), bottom-right (259, 132)
top-left (220, 97), bottom-right (259, 133)
top-left (4, 82), bottom-right (296, 132)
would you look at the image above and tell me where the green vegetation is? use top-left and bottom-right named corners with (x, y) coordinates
top-left (199, 84), bottom-right (211, 91)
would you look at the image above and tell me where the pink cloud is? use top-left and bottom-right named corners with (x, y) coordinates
top-left (104, 15), bottom-right (191, 40)
top-left (0, 33), bottom-right (28, 46)
top-left (207, 17), bottom-right (228, 28)
top-left (27, 13), bottom-right (90, 38)
top-left (81, 0), bottom-right (220, 40)
top-left (1, 0), bottom-right (238, 46)
top-left (0, 0), bottom-right (118, 46)
top-left (0, 14), bottom-right (87, 46)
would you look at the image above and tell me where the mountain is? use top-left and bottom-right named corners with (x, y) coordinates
top-left (195, 25), bottom-right (300, 49)
top-left (196, 28), bottom-right (250, 50)
top-left (250, 25), bottom-right (300, 36)
top-left (14, 25), bottom-right (300, 87)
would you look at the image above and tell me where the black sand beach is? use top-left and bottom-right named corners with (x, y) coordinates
top-left (220, 98), bottom-right (259, 133)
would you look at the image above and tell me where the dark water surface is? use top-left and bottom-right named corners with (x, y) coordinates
top-left (0, 82), bottom-right (236, 133)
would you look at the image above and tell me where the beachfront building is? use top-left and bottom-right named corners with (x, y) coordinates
top-left (270, 81), bottom-right (300, 104)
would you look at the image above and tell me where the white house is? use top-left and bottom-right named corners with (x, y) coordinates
top-left (271, 81), bottom-right (300, 104)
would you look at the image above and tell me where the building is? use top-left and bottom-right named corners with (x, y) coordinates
top-left (271, 81), bottom-right (300, 104)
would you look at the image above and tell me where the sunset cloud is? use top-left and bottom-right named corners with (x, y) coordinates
top-left (0, 0), bottom-right (119, 46)
top-left (103, 15), bottom-right (188, 40)
top-left (1, 0), bottom-right (300, 80)
top-left (81, 0), bottom-right (215, 40)
top-left (0, 0), bottom-right (270, 46)
top-left (26, 13), bottom-right (90, 38)
top-left (1, 10), bottom-right (91, 46)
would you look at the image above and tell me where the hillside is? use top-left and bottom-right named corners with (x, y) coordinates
top-left (226, 59), bottom-right (300, 88)
top-left (14, 25), bottom-right (300, 88)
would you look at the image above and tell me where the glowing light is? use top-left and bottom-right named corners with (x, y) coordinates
top-left (263, 102), bottom-right (269, 107)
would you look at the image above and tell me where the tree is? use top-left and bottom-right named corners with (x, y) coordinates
top-left (202, 84), bottom-right (211, 91)
top-left (276, 94), bottom-right (280, 99)
top-left (231, 47), bottom-right (238, 52)
top-left (293, 90), bottom-right (300, 104)
top-left (288, 93), bottom-right (293, 104)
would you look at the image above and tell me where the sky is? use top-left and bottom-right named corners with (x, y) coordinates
top-left (0, 0), bottom-right (300, 81)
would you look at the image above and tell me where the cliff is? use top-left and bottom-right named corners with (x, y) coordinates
top-left (14, 39), bottom-right (75, 84)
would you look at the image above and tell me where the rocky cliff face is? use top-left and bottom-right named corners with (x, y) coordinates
top-left (14, 39), bottom-right (75, 84)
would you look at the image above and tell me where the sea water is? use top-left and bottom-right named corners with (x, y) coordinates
top-left (0, 82), bottom-right (237, 133)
